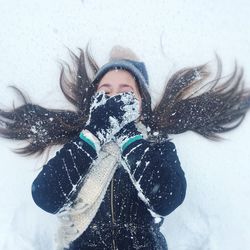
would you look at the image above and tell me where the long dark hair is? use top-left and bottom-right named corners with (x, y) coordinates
top-left (0, 48), bottom-right (249, 156)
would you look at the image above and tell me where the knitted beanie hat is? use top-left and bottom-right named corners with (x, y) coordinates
top-left (92, 46), bottom-right (149, 87)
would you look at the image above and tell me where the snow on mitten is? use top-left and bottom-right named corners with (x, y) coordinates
top-left (84, 91), bottom-right (140, 145)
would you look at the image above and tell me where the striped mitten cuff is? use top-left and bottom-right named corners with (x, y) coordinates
top-left (79, 129), bottom-right (101, 153)
top-left (115, 122), bottom-right (144, 153)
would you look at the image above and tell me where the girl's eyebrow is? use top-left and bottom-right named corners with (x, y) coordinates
top-left (98, 83), bottom-right (133, 89)
top-left (98, 83), bottom-right (111, 88)
top-left (120, 84), bottom-right (132, 88)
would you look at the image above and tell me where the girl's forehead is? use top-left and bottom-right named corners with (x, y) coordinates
top-left (102, 69), bottom-right (134, 77)
top-left (99, 69), bottom-right (137, 84)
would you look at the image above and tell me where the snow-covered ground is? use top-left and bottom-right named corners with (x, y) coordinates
top-left (0, 0), bottom-right (250, 249)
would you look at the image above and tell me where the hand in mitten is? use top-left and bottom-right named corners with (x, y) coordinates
top-left (115, 121), bottom-right (144, 153)
top-left (84, 91), bottom-right (140, 145)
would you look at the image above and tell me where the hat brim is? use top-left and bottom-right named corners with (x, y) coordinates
top-left (92, 60), bottom-right (149, 88)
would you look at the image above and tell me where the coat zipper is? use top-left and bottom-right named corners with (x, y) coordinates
top-left (111, 177), bottom-right (116, 250)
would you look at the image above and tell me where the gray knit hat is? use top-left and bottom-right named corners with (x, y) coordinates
top-left (92, 59), bottom-right (149, 87)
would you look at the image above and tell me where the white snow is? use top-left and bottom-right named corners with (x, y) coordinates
top-left (0, 0), bottom-right (250, 249)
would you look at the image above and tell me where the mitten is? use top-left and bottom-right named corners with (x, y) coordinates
top-left (83, 91), bottom-right (140, 146)
top-left (115, 121), bottom-right (144, 153)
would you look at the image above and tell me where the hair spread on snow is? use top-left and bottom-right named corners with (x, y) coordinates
top-left (0, 46), bottom-right (250, 156)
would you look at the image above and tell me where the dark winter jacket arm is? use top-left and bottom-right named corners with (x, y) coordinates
top-left (122, 139), bottom-right (186, 217)
top-left (31, 137), bottom-right (97, 214)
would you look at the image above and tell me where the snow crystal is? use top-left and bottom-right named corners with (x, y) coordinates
top-left (30, 125), bottom-right (37, 134)
top-left (154, 217), bottom-right (162, 224)
top-left (109, 116), bottom-right (120, 134)
top-left (151, 184), bottom-right (160, 194)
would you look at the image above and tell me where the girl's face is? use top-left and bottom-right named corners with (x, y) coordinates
top-left (97, 70), bottom-right (142, 109)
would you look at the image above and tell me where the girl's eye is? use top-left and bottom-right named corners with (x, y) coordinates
top-left (121, 86), bottom-right (133, 92)
top-left (98, 86), bottom-right (110, 94)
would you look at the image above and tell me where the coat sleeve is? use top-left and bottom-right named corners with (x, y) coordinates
top-left (31, 137), bottom-right (97, 214)
top-left (121, 139), bottom-right (187, 217)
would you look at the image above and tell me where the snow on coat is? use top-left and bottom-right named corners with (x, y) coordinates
top-left (31, 124), bottom-right (187, 249)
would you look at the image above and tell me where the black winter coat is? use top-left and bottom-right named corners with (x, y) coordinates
top-left (32, 136), bottom-right (187, 250)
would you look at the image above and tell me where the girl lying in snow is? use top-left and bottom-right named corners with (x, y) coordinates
top-left (0, 46), bottom-right (250, 250)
